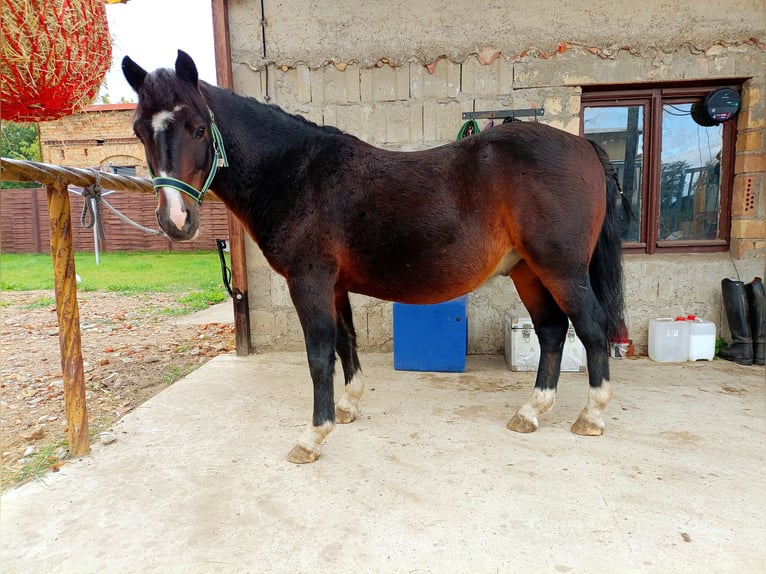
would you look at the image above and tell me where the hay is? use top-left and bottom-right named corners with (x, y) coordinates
top-left (1, 0), bottom-right (112, 123)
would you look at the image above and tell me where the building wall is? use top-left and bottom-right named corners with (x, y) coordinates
top-left (38, 104), bottom-right (146, 173)
top-left (226, 0), bottom-right (765, 353)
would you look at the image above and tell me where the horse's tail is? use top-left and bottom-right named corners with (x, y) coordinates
top-left (587, 139), bottom-right (631, 342)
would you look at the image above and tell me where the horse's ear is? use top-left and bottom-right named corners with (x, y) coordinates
top-left (175, 50), bottom-right (198, 86)
top-left (122, 56), bottom-right (147, 92)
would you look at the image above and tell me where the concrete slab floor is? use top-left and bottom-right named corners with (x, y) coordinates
top-left (1, 353), bottom-right (764, 574)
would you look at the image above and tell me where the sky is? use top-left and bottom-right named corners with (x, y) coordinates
top-left (99, 0), bottom-right (217, 103)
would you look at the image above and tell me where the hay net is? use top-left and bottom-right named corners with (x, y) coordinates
top-left (1, 0), bottom-right (112, 123)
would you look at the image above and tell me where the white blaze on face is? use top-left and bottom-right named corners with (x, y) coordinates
top-left (151, 110), bottom-right (175, 132)
top-left (152, 105), bottom-right (188, 231)
top-left (151, 105), bottom-right (183, 134)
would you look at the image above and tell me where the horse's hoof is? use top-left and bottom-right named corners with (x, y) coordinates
top-left (570, 417), bottom-right (604, 436)
top-left (287, 444), bottom-right (320, 464)
top-left (507, 413), bottom-right (538, 433)
top-left (335, 404), bottom-right (357, 424)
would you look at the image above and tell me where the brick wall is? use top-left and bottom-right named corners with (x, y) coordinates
top-left (731, 80), bottom-right (766, 258)
top-left (38, 104), bottom-right (148, 174)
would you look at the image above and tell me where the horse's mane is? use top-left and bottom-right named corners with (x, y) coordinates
top-left (201, 81), bottom-right (349, 139)
top-left (135, 61), bottom-right (353, 147)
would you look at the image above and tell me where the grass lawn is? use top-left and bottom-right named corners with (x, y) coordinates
top-left (1, 251), bottom-right (228, 311)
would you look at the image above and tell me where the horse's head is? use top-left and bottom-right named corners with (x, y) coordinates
top-left (122, 50), bottom-right (227, 241)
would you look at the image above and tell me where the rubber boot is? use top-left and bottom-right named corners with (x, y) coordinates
top-left (718, 278), bottom-right (753, 365)
top-left (745, 277), bottom-right (765, 366)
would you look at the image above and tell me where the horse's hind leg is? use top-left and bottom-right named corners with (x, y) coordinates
top-left (334, 290), bottom-right (364, 424)
top-left (286, 276), bottom-right (338, 464)
top-left (566, 288), bottom-right (613, 436)
top-left (507, 262), bottom-right (570, 433)
top-left (547, 275), bottom-right (613, 436)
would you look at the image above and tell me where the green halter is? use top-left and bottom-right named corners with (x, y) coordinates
top-left (152, 108), bottom-right (229, 205)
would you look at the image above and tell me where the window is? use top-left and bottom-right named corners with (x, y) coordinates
top-left (581, 84), bottom-right (738, 253)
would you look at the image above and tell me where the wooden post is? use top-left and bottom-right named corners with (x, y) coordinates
top-left (46, 182), bottom-right (90, 456)
top-left (227, 216), bottom-right (253, 355)
top-left (212, 0), bottom-right (253, 355)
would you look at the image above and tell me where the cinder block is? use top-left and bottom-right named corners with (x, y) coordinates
top-left (233, 63), bottom-right (265, 100)
top-left (461, 56), bottom-right (503, 96)
top-left (360, 64), bottom-right (410, 102)
top-left (312, 64), bottom-right (361, 104)
top-left (423, 100), bottom-right (456, 144)
top-left (410, 59), bottom-right (460, 99)
top-left (271, 66), bottom-right (312, 105)
top-left (384, 102), bottom-right (420, 144)
top-left (334, 104), bottom-right (363, 135)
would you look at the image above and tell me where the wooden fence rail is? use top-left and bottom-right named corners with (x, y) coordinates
top-left (2, 157), bottom-right (155, 195)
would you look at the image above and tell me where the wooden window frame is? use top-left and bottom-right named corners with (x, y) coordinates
top-left (581, 82), bottom-right (739, 254)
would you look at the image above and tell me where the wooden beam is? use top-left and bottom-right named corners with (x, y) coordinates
top-left (46, 182), bottom-right (90, 456)
top-left (211, 0), bottom-right (253, 355)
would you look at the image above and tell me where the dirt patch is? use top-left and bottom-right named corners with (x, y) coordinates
top-left (0, 290), bottom-right (234, 489)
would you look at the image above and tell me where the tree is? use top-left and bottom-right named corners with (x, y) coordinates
top-left (1, 121), bottom-right (42, 188)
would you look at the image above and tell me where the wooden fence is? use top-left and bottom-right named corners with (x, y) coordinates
top-left (1, 185), bottom-right (229, 253)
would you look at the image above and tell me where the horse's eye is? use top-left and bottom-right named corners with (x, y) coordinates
top-left (194, 126), bottom-right (206, 139)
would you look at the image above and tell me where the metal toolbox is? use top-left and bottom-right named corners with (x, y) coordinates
top-left (504, 312), bottom-right (586, 372)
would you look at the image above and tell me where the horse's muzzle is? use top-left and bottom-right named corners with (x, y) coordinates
top-left (155, 186), bottom-right (201, 241)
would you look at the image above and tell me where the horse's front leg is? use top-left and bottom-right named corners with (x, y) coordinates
top-left (286, 277), bottom-right (338, 464)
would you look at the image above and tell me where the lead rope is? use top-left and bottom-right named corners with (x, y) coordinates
top-left (81, 180), bottom-right (105, 242)
top-left (216, 239), bottom-right (234, 297)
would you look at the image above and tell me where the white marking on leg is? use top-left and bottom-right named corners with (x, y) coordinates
top-left (295, 421), bottom-right (334, 457)
top-left (515, 388), bottom-right (556, 428)
top-left (336, 375), bottom-right (365, 421)
top-left (583, 381), bottom-right (612, 424)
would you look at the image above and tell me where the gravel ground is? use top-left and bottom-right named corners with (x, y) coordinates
top-left (0, 290), bottom-right (234, 489)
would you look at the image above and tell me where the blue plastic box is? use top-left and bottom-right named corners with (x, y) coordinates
top-left (393, 295), bottom-right (468, 372)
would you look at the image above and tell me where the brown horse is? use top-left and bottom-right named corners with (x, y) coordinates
top-left (123, 50), bottom-right (628, 464)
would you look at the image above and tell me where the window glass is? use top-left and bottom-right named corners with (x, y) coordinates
top-left (659, 103), bottom-right (722, 241)
top-left (583, 106), bottom-right (643, 243)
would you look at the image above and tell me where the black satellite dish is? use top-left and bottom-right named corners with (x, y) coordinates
top-left (692, 87), bottom-right (740, 127)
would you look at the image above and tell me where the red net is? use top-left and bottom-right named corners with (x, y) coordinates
top-left (1, 0), bottom-right (113, 123)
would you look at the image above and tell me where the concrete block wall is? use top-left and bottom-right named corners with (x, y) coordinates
top-left (234, 42), bottom-right (765, 355)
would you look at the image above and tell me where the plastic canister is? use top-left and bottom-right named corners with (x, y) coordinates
top-left (687, 315), bottom-right (716, 361)
top-left (648, 317), bottom-right (690, 362)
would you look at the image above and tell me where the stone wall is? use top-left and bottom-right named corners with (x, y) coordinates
top-left (226, 0), bottom-right (765, 354)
